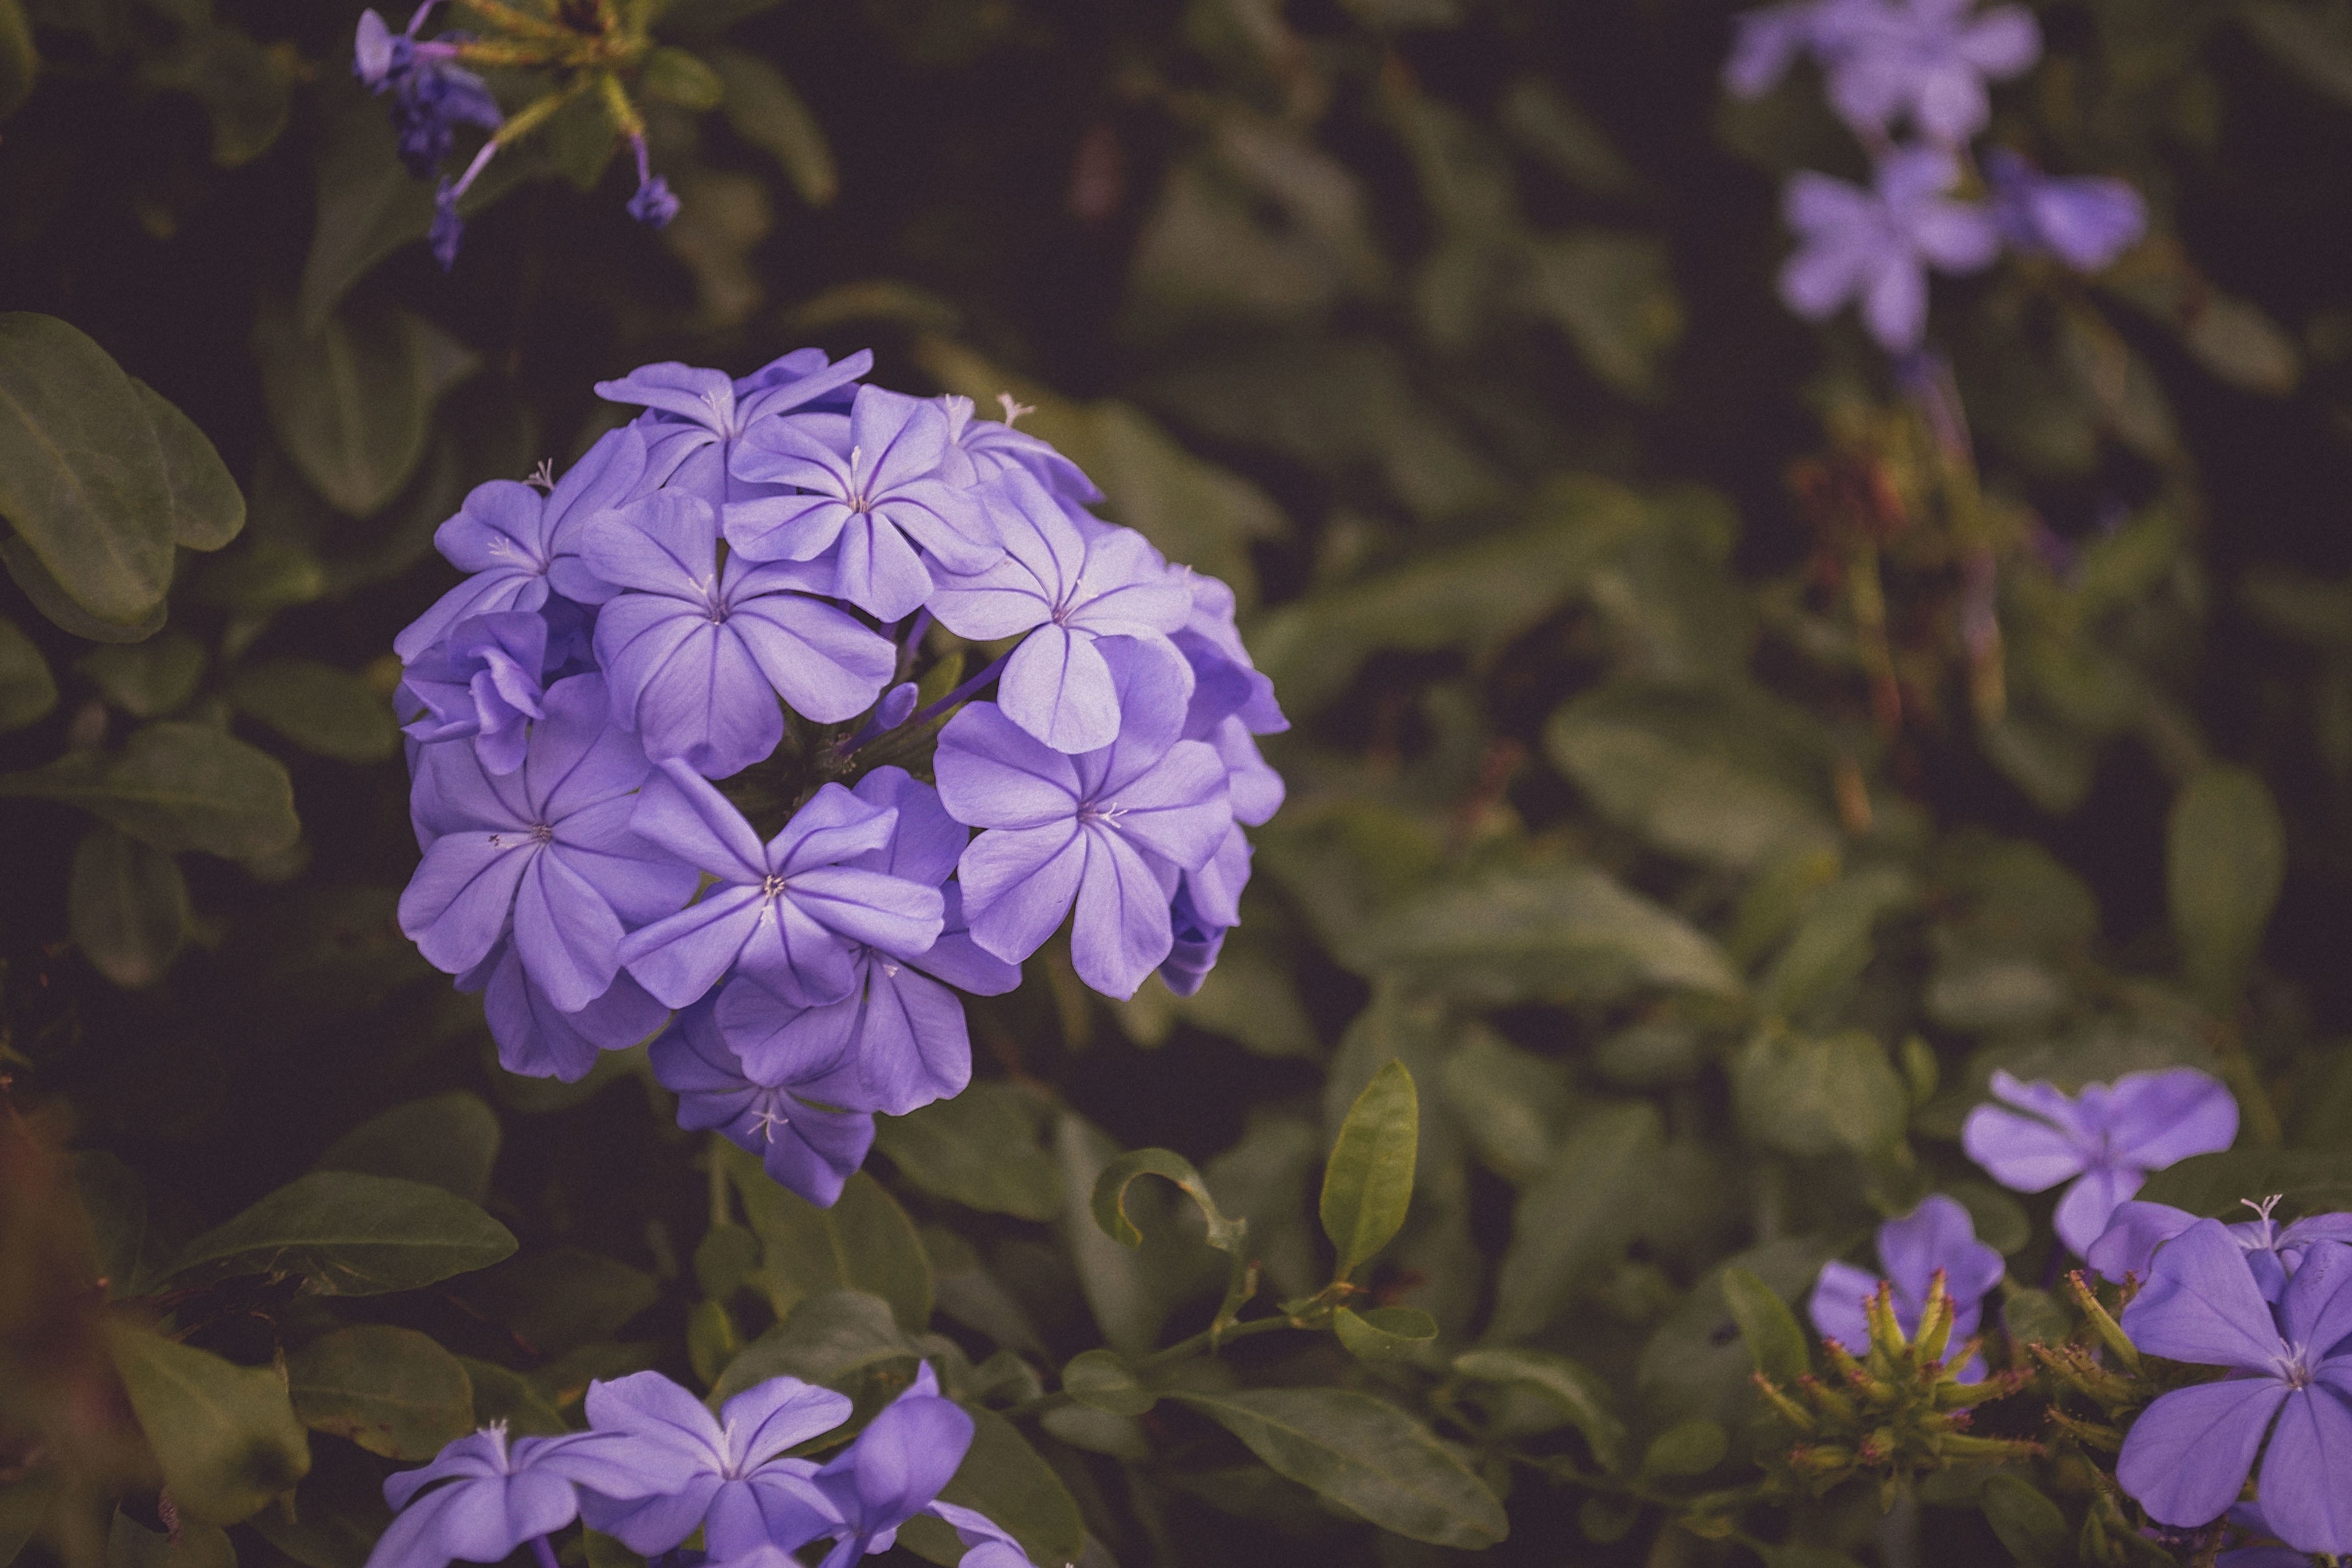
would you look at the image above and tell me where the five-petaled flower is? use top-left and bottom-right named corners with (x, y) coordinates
top-left (1809, 1193), bottom-right (2005, 1380)
top-left (1778, 145), bottom-right (2000, 352)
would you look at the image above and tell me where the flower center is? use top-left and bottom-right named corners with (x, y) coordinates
top-left (529, 821), bottom-right (555, 844)
top-left (762, 872), bottom-right (789, 899)
top-left (1077, 798), bottom-right (1121, 826)
top-left (2275, 1345), bottom-right (2315, 1389)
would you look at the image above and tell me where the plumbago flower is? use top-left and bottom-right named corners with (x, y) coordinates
top-left (1823, 0), bottom-right (2040, 143)
top-left (1779, 145), bottom-right (2000, 351)
top-left (1983, 148), bottom-right (2148, 272)
top-left (1962, 1066), bottom-right (2238, 1255)
top-left (2088, 1195), bottom-right (2352, 1297)
top-left (391, 348), bottom-right (1284, 1207)
top-left (1809, 1193), bottom-right (2005, 1378)
top-left (362, 1424), bottom-right (674, 1568)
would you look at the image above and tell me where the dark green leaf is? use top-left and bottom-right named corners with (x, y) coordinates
top-left (71, 1150), bottom-right (157, 1300)
top-left (77, 634), bottom-right (205, 719)
top-left (0, 1477), bottom-right (50, 1568)
top-left (67, 825), bottom-right (188, 989)
top-left (1720, 1266), bottom-right (1809, 1383)
top-left (1320, 1059), bottom-right (1418, 1280)
top-left (241, 1439), bottom-right (388, 1568)
top-left (286, 1326), bottom-right (473, 1460)
top-left (1451, 1346), bottom-right (1626, 1472)
top-left (104, 1320), bottom-right (310, 1525)
top-left (458, 1358), bottom-right (567, 1435)
top-left (1518, 229), bottom-right (1682, 399)
top-left (694, 1221), bottom-right (760, 1301)
top-left (1062, 1348), bottom-right (1156, 1415)
top-left (107, 1511), bottom-right (234, 1568)
top-left (1089, 1145), bottom-right (1255, 1332)
top-left (459, 1248), bottom-right (659, 1357)
top-left (873, 1084), bottom-right (1062, 1219)
top-left (1333, 1304), bottom-right (1438, 1361)
top-left (227, 658), bottom-right (399, 763)
top-left (2135, 1149), bottom-right (2352, 1219)
top-left (140, 22), bottom-right (289, 167)
top-left (641, 45), bottom-right (724, 109)
top-left (315, 1092), bottom-right (501, 1205)
top-left (1640, 1418), bottom-right (1727, 1478)
top-left (1169, 1388), bottom-right (1508, 1548)
top-left (0, 0), bottom-right (33, 121)
top-left (0, 722), bottom-right (300, 860)
top-left (131, 379), bottom-right (244, 550)
top-left (0, 314), bottom-right (177, 625)
top-left (0, 532), bottom-right (166, 642)
top-left (2168, 764), bottom-right (2284, 1002)
top-left (1759, 865), bottom-right (1914, 1017)
top-left (1489, 1102), bottom-right (1661, 1341)
top-left (253, 300), bottom-right (451, 517)
top-left (687, 1300), bottom-right (740, 1389)
top-left (0, 615), bottom-right (54, 733)
top-left (710, 1289), bottom-right (921, 1404)
top-left (1979, 1474), bottom-right (2069, 1568)
top-left (1732, 1028), bottom-right (1909, 1157)
top-left (722, 1150), bottom-right (933, 1331)
top-left (163, 1172), bottom-right (518, 1296)
top-left (703, 46), bottom-right (837, 204)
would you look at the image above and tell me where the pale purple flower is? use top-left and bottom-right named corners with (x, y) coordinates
top-left (711, 767), bottom-right (1017, 1117)
top-left (1963, 1067), bottom-right (2239, 1255)
top-left (354, 6), bottom-right (502, 179)
top-left (800, 1367), bottom-right (1026, 1568)
top-left (1984, 149), bottom-right (2147, 272)
top-left (459, 939), bottom-right (669, 1083)
top-left (583, 491), bottom-right (897, 778)
top-left (935, 638), bottom-right (1233, 998)
top-left (927, 475), bottom-right (1192, 753)
top-left (365, 1424), bottom-right (682, 1568)
top-left (650, 995), bottom-right (877, 1207)
top-left (1779, 146), bottom-right (2000, 351)
top-left (578, 1371), bottom-right (849, 1555)
top-left (1158, 881), bottom-right (1228, 999)
top-left (1175, 574), bottom-right (1287, 740)
top-left (726, 385), bottom-right (1001, 622)
top-left (400, 673), bottom-right (699, 1013)
top-left (616, 762), bottom-right (945, 1011)
top-left (2116, 1222), bottom-right (2352, 1554)
top-left (1809, 1193), bottom-right (2005, 1378)
top-left (2088, 1198), bottom-right (2352, 1300)
top-left (1723, 0), bottom-right (1885, 99)
top-left (936, 394), bottom-right (1102, 503)
top-left (392, 428), bottom-right (650, 660)
top-left (595, 349), bottom-right (871, 507)
top-left (1823, 0), bottom-right (2041, 143)
top-left (398, 612), bottom-right (548, 775)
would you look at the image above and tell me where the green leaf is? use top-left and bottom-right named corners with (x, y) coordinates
top-left (1168, 1388), bottom-right (1508, 1548)
top-left (694, 1222), bottom-right (760, 1300)
top-left (140, 21), bottom-right (290, 167)
top-left (227, 658), bottom-right (399, 763)
top-left (72, 1150), bottom-right (158, 1300)
top-left (873, 1084), bottom-right (1061, 1220)
top-left (1759, 864), bottom-right (1915, 1018)
top-left (104, 1320), bottom-right (310, 1525)
top-left (458, 1357), bottom-right (567, 1435)
top-left (77, 634), bottom-right (205, 719)
top-left (2168, 764), bottom-right (2285, 1002)
top-left (460, 1248), bottom-right (659, 1357)
top-left (1719, 1266), bottom-right (1809, 1383)
top-left (721, 1150), bottom-right (933, 1332)
top-left (0, 0), bottom-right (34, 122)
top-left (253, 300), bottom-right (447, 517)
top-left (1518, 229), bottom-right (1683, 399)
top-left (132, 380), bottom-right (244, 550)
top-left (1979, 1474), bottom-right (2069, 1568)
top-left (1062, 1348), bottom-right (1156, 1415)
top-left (2243, 0), bottom-right (2352, 107)
top-left (640, 45), bottom-right (724, 109)
top-left (314, 1092), bottom-right (502, 1205)
top-left (0, 722), bottom-right (300, 860)
top-left (2135, 1149), bottom-right (2352, 1218)
top-left (286, 1326), bottom-right (473, 1461)
top-left (163, 1172), bottom-right (518, 1296)
top-left (68, 826), bottom-right (189, 989)
top-left (1732, 1028), bottom-right (1909, 1158)
top-left (900, 1407), bottom-right (1087, 1568)
top-left (687, 1300), bottom-right (740, 1389)
top-left (0, 615), bottom-right (53, 733)
top-left (107, 1511), bottom-right (235, 1568)
top-left (1090, 1147), bottom-right (1256, 1332)
top-left (0, 532), bottom-right (165, 642)
top-left (1488, 1102), bottom-right (1662, 1341)
top-left (1640, 1418), bottom-right (1728, 1478)
top-left (1320, 1059), bottom-right (1418, 1280)
top-left (709, 1289), bottom-right (921, 1403)
top-left (1056, 1114), bottom-right (1180, 1356)
top-left (1333, 1304), bottom-right (1438, 1361)
top-left (1441, 1023), bottom-right (1574, 1183)
top-left (702, 46), bottom-right (837, 204)
top-left (1450, 1346), bottom-right (1626, 1472)
top-left (0, 314), bottom-right (178, 625)
top-left (0, 1474), bottom-right (51, 1568)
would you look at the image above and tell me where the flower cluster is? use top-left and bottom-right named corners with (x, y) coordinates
top-left (363, 1365), bottom-right (1032, 1568)
top-left (1808, 1193), bottom-right (2004, 1381)
top-left (1723, 0), bottom-right (2148, 350)
top-left (391, 348), bottom-right (1285, 1205)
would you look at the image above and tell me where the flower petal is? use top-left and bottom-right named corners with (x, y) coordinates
top-left (2116, 1377), bottom-right (2286, 1529)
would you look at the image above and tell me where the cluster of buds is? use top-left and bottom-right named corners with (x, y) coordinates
top-left (353, 0), bottom-right (720, 266)
top-left (1754, 1270), bottom-right (2039, 1506)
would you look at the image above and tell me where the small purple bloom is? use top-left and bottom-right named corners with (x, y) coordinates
top-left (353, 8), bottom-right (419, 90)
top-left (800, 1367), bottom-right (1019, 1568)
top-left (1779, 146), bottom-right (2000, 352)
top-left (650, 996), bottom-right (877, 1207)
top-left (1157, 881), bottom-right (1228, 999)
top-left (583, 492), bottom-right (897, 778)
top-left (401, 673), bottom-right (699, 1013)
top-left (2117, 1222), bottom-right (2352, 1554)
top-left (710, 767), bottom-right (1016, 1117)
top-left (393, 429), bottom-right (650, 662)
top-left (365, 1424), bottom-right (684, 1568)
top-left (594, 350), bottom-right (871, 506)
top-left (1175, 574), bottom-right (1287, 740)
top-left (928, 476), bottom-right (1192, 753)
top-left (578, 1370), bottom-right (849, 1555)
top-left (1962, 1067), bottom-right (2239, 1256)
top-left (1723, 0), bottom-right (1884, 99)
top-left (935, 638), bottom-right (1233, 998)
top-left (616, 762), bottom-right (946, 1011)
top-left (1822, 0), bottom-right (2040, 143)
top-left (627, 136), bottom-right (681, 229)
top-left (353, 6), bottom-right (502, 180)
top-left (460, 941), bottom-right (669, 1083)
top-left (1808, 1193), bottom-right (2005, 1377)
top-left (936, 394), bottom-right (1102, 504)
top-left (398, 612), bottom-right (548, 775)
top-left (1984, 148), bottom-right (2147, 272)
top-left (726, 386), bottom-right (1002, 623)
top-left (2087, 1197), bottom-right (2352, 1301)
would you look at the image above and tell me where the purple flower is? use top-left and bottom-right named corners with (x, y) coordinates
top-left (460, 940), bottom-right (669, 1083)
top-left (800, 1368), bottom-right (995, 1568)
top-left (353, 8), bottom-right (420, 90)
top-left (616, 762), bottom-right (946, 1011)
top-left (1962, 1067), bottom-right (2239, 1256)
top-left (353, 7), bottom-right (503, 180)
top-left (626, 136), bottom-right (681, 229)
top-left (1157, 881), bottom-right (1228, 999)
top-left (595, 350), bottom-right (871, 507)
top-left (1723, 0), bottom-right (1884, 99)
top-left (583, 492), bottom-right (897, 778)
top-left (401, 673), bottom-right (699, 1012)
top-left (927, 476), bottom-right (1193, 753)
top-left (935, 638), bottom-right (1233, 998)
top-left (1779, 146), bottom-right (2000, 351)
top-left (398, 612), bottom-right (548, 775)
top-left (392, 429), bottom-right (650, 662)
top-left (1983, 149), bottom-right (2147, 272)
top-left (710, 767), bottom-right (1017, 1117)
top-left (1822, 0), bottom-right (2040, 143)
top-left (2116, 1221), bottom-right (2352, 1554)
top-left (723, 387), bottom-right (1001, 623)
top-left (1175, 574), bottom-right (1287, 741)
top-left (2088, 1198), bottom-right (2352, 1301)
top-left (1808, 1193), bottom-right (2005, 1378)
top-left (365, 1424), bottom-right (683, 1568)
top-left (937, 394), bottom-right (1101, 503)
top-left (577, 1371), bottom-right (849, 1555)
top-left (650, 996), bottom-right (877, 1206)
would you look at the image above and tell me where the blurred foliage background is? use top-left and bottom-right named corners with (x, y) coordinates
top-left (6, 0), bottom-right (2352, 1565)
